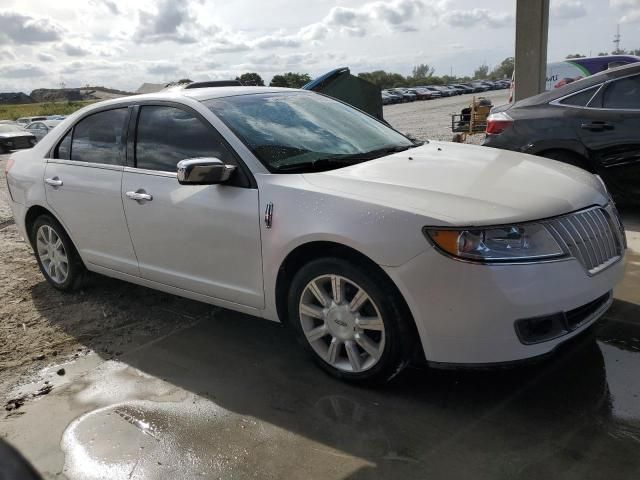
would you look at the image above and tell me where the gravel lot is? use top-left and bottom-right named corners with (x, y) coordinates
top-left (383, 89), bottom-right (509, 143)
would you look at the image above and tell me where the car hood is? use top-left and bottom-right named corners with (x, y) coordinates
top-left (0, 132), bottom-right (33, 139)
top-left (303, 141), bottom-right (609, 226)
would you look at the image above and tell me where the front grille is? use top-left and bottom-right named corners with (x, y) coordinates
top-left (545, 206), bottom-right (624, 275)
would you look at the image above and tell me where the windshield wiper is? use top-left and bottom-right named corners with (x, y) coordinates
top-left (273, 157), bottom-right (363, 172)
top-left (273, 143), bottom-right (424, 173)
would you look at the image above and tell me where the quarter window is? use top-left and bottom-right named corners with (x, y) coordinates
top-left (135, 105), bottom-right (236, 172)
top-left (559, 86), bottom-right (599, 107)
top-left (55, 129), bottom-right (72, 160)
top-left (71, 108), bottom-right (128, 165)
top-left (603, 75), bottom-right (640, 109)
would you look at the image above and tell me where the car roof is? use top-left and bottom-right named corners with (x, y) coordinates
top-left (515, 62), bottom-right (640, 107)
top-left (67, 86), bottom-right (301, 115)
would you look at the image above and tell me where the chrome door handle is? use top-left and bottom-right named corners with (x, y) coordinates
top-left (45, 177), bottom-right (63, 187)
top-left (125, 190), bottom-right (153, 201)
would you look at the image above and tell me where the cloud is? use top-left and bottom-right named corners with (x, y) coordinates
top-left (206, 38), bottom-right (251, 54)
top-left (146, 62), bottom-right (181, 75)
top-left (0, 49), bottom-right (16, 61)
top-left (612, 0), bottom-right (640, 23)
top-left (89, 0), bottom-right (121, 15)
top-left (441, 8), bottom-right (514, 28)
top-left (3, 64), bottom-right (48, 78)
top-left (251, 35), bottom-right (301, 49)
top-left (551, 0), bottom-right (587, 20)
top-left (37, 52), bottom-right (56, 62)
top-left (298, 0), bottom-right (425, 40)
top-left (0, 11), bottom-right (63, 44)
top-left (134, 0), bottom-right (206, 44)
top-left (61, 42), bottom-right (92, 57)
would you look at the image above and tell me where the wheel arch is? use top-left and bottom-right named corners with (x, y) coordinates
top-left (274, 240), bottom-right (423, 360)
top-left (24, 204), bottom-right (79, 256)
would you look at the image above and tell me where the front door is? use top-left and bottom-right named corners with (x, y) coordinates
top-left (577, 74), bottom-right (640, 197)
top-left (44, 107), bottom-right (139, 275)
top-left (121, 104), bottom-right (264, 308)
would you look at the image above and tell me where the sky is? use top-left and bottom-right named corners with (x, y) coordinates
top-left (0, 0), bottom-right (639, 93)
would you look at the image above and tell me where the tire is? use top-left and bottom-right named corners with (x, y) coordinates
top-left (540, 150), bottom-right (591, 172)
top-left (30, 215), bottom-right (85, 291)
top-left (287, 257), bottom-right (416, 385)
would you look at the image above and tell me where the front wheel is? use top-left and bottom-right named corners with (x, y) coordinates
top-left (288, 257), bottom-right (416, 384)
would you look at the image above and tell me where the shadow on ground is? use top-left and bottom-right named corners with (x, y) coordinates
top-left (26, 269), bottom-right (640, 479)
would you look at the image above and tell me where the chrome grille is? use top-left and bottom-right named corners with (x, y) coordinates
top-left (545, 206), bottom-right (624, 275)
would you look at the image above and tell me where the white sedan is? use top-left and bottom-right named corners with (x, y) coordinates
top-left (5, 86), bottom-right (626, 383)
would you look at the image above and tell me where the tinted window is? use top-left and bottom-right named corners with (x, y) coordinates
top-left (559, 86), bottom-right (599, 107)
top-left (71, 108), bottom-right (128, 165)
top-left (603, 75), bottom-right (640, 109)
top-left (55, 130), bottom-right (72, 160)
top-left (135, 106), bottom-right (236, 172)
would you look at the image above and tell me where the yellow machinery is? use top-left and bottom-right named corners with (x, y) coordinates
top-left (451, 96), bottom-right (492, 142)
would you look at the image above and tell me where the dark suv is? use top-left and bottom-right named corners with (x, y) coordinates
top-left (483, 63), bottom-right (640, 201)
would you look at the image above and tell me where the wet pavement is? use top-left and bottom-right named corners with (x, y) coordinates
top-left (1, 207), bottom-right (639, 479)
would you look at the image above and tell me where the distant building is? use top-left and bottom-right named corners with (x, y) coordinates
top-left (136, 83), bottom-right (166, 94)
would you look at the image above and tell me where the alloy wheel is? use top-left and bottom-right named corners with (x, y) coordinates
top-left (36, 225), bottom-right (69, 284)
top-left (299, 274), bottom-right (386, 373)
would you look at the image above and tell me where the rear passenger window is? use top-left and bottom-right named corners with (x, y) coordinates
top-left (71, 108), bottom-right (128, 165)
top-left (603, 75), bottom-right (640, 109)
top-left (55, 130), bottom-right (72, 160)
top-left (135, 105), bottom-right (236, 172)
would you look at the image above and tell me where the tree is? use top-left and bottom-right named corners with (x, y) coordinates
top-left (473, 63), bottom-right (489, 79)
top-left (489, 57), bottom-right (514, 80)
top-left (598, 52), bottom-right (609, 56)
top-left (236, 72), bottom-right (264, 86)
top-left (358, 70), bottom-right (407, 89)
top-left (411, 64), bottom-right (435, 78)
top-left (269, 72), bottom-right (312, 88)
top-left (565, 54), bottom-right (586, 59)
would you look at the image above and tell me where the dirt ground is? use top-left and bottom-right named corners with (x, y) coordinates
top-left (0, 222), bottom-right (218, 399)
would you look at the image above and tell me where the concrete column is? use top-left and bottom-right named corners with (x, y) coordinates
top-left (513, 0), bottom-right (550, 101)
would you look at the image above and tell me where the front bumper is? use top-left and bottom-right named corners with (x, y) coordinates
top-left (383, 247), bottom-right (625, 365)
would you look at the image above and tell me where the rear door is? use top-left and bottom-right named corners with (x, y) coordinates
top-left (44, 107), bottom-right (139, 275)
top-left (577, 73), bottom-right (640, 196)
top-left (121, 103), bottom-right (264, 308)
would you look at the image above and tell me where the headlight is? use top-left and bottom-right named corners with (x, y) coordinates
top-left (424, 224), bottom-right (564, 262)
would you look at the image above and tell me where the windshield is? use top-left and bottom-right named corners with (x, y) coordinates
top-left (206, 92), bottom-right (414, 173)
top-left (0, 125), bottom-right (25, 133)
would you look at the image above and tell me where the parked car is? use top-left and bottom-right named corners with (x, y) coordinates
top-left (47, 115), bottom-right (67, 121)
top-left (24, 120), bottom-right (62, 142)
top-left (462, 83), bottom-right (484, 93)
top-left (0, 124), bottom-right (36, 153)
top-left (416, 86), bottom-right (443, 98)
top-left (484, 63), bottom-right (640, 202)
top-left (450, 84), bottom-right (474, 94)
top-left (391, 88), bottom-right (416, 102)
top-left (427, 85), bottom-right (453, 97)
top-left (16, 116), bottom-right (47, 127)
top-left (406, 88), bottom-right (431, 100)
top-left (470, 82), bottom-right (491, 92)
top-left (6, 87), bottom-right (626, 383)
top-left (414, 87), bottom-right (434, 100)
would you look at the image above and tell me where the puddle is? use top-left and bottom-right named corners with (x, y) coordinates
top-left (59, 362), bottom-right (370, 480)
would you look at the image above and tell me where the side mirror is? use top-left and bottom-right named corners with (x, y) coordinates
top-left (176, 158), bottom-right (236, 185)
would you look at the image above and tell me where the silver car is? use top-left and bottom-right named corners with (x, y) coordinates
top-left (24, 120), bottom-right (62, 142)
top-left (5, 87), bottom-right (625, 384)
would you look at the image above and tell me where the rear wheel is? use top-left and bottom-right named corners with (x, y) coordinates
top-left (288, 257), bottom-right (416, 384)
top-left (31, 215), bottom-right (85, 291)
